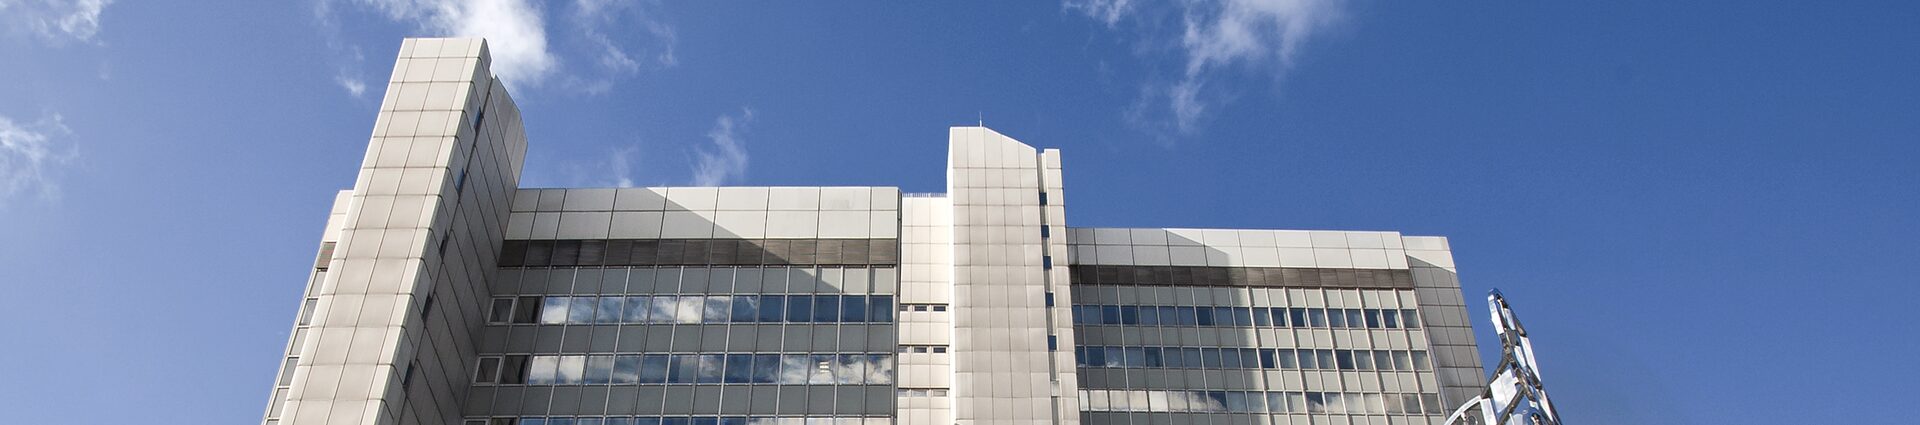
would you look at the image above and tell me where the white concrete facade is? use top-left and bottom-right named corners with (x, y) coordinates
top-left (264, 37), bottom-right (1483, 425)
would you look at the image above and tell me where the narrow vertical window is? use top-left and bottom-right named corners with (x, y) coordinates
top-left (1040, 226), bottom-right (1051, 238)
top-left (1047, 335), bottom-right (1058, 351)
top-left (1043, 255), bottom-right (1053, 270)
top-left (1039, 192), bottom-right (1049, 205)
top-left (511, 296), bottom-right (541, 324)
top-left (488, 298), bottom-right (514, 324)
top-left (1044, 292), bottom-right (1054, 307)
top-left (475, 357), bottom-right (501, 384)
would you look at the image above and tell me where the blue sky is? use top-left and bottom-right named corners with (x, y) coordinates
top-left (1, 0), bottom-right (1916, 423)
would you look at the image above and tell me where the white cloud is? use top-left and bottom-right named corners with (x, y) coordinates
top-left (1071, 0), bottom-right (1344, 136)
top-left (339, 0), bottom-right (557, 88)
top-left (610, 145), bottom-right (638, 188)
top-left (1064, 0), bottom-right (1134, 28)
top-left (0, 113), bottom-right (79, 208)
top-left (335, 74), bottom-right (367, 97)
top-left (1, 0), bottom-right (114, 43)
top-left (691, 109), bottom-right (753, 186)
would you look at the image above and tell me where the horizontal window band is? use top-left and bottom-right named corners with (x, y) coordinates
top-left (1068, 265), bottom-right (1413, 289)
top-left (502, 239), bottom-right (899, 267)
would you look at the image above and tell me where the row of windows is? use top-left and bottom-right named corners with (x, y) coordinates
top-left (897, 304), bottom-right (947, 312)
top-left (1072, 305), bottom-right (1421, 329)
top-left (501, 239), bottom-right (899, 267)
top-left (1079, 390), bottom-right (1444, 415)
top-left (488, 295), bottom-right (896, 325)
top-left (1068, 265), bottom-right (1416, 289)
top-left (1075, 347), bottom-right (1431, 372)
top-left (475, 354), bottom-right (895, 386)
top-left (896, 388), bottom-right (949, 397)
top-left (471, 418), bottom-right (890, 425)
top-left (896, 345), bottom-right (948, 354)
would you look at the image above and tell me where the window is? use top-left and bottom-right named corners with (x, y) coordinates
top-left (512, 297), bottom-right (541, 324)
top-left (1039, 192), bottom-right (1048, 205)
top-left (1044, 292), bottom-right (1054, 307)
top-left (932, 347), bottom-right (947, 353)
top-left (1042, 255), bottom-right (1053, 269)
top-left (476, 357), bottom-right (501, 383)
top-left (488, 298), bottom-right (514, 324)
top-left (499, 355), bottom-right (528, 384)
top-left (1047, 335), bottom-right (1058, 351)
top-left (1040, 226), bottom-right (1050, 238)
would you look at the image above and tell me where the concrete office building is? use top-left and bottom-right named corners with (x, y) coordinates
top-left (262, 37), bottom-right (1486, 425)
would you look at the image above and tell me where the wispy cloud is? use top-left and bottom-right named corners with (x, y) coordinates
top-left (691, 108), bottom-right (753, 186)
top-left (1, 0), bottom-right (114, 44)
top-left (345, 0), bottom-right (557, 88)
top-left (1070, 0), bottom-right (1344, 139)
top-left (316, 0), bottom-right (676, 96)
top-left (334, 73), bottom-right (367, 97)
top-left (0, 113), bottom-right (79, 208)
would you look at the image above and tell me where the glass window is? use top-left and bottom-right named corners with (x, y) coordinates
top-left (650, 296), bottom-right (679, 324)
top-left (512, 296), bottom-right (541, 324)
top-left (1162, 306), bottom-right (1183, 326)
top-left (596, 297), bottom-right (624, 324)
top-left (1257, 349), bottom-right (1276, 369)
top-left (568, 297), bottom-right (598, 324)
top-left (1194, 307), bottom-right (1215, 326)
top-left (842, 295), bottom-right (869, 322)
top-left (539, 297), bottom-right (570, 324)
top-left (1119, 306), bottom-right (1139, 325)
top-left (752, 354), bottom-right (781, 384)
top-left (1070, 305), bottom-right (1085, 324)
top-left (1402, 309), bottom-right (1422, 328)
top-left (1288, 308), bottom-right (1307, 328)
top-left (1083, 346), bottom-right (1106, 367)
top-left (1306, 393), bottom-right (1326, 413)
top-left (1138, 305), bottom-right (1160, 326)
top-left (1316, 350), bottom-right (1335, 370)
top-left (1327, 308), bottom-right (1346, 328)
top-left (474, 357), bottom-right (500, 383)
top-left (1231, 307), bottom-right (1253, 327)
top-left (639, 355), bottom-right (669, 383)
top-left (557, 355), bottom-right (586, 384)
top-left (1364, 309), bottom-right (1382, 328)
top-left (1392, 351), bottom-right (1412, 371)
top-left (1276, 349), bottom-right (1298, 369)
top-left (1345, 309), bottom-right (1364, 329)
top-left (1267, 392), bottom-right (1290, 413)
top-left (488, 298), bottom-right (514, 324)
top-left (1181, 348), bottom-right (1203, 369)
top-left (585, 355), bottom-right (615, 384)
top-left (832, 355), bottom-right (867, 384)
top-left (527, 355), bottom-right (559, 384)
top-left (731, 296), bottom-right (760, 323)
top-left (875, 296), bottom-right (894, 321)
top-left (1307, 309), bottom-right (1328, 328)
top-left (500, 355), bottom-right (528, 384)
top-left (1413, 351), bottom-right (1432, 370)
top-left (1100, 305), bottom-right (1121, 325)
top-left (758, 295), bottom-right (785, 322)
top-left (724, 354), bottom-right (754, 383)
top-left (696, 354), bottom-right (725, 383)
top-left (624, 296), bottom-right (651, 323)
top-left (613, 355), bottom-right (640, 384)
top-left (668, 355), bottom-right (700, 383)
top-left (1382, 309), bottom-right (1400, 328)
top-left (703, 296), bottom-right (733, 323)
top-left (1335, 350), bottom-right (1355, 370)
top-left (1142, 347), bottom-right (1163, 367)
top-left (808, 355), bottom-right (836, 384)
top-left (1252, 307), bottom-right (1272, 327)
top-left (1200, 348), bottom-right (1221, 369)
top-left (785, 295), bottom-right (812, 322)
top-left (813, 295), bottom-right (841, 322)
top-left (1353, 350), bottom-right (1374, 371)
top-left (779, 355), bottom-right (811, 384)
top-left (675, 296), bottom-right (706, 324)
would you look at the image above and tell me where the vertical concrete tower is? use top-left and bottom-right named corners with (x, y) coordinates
top-left (263, 38), bottom-right (528, 425)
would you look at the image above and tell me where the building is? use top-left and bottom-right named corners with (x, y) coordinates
top-left (262, 37), bottom-right (1486, 425)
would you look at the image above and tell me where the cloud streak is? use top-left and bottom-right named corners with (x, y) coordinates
top-left (348, 0), bottom-right (557, 88)
top-left (691, 109), bottom-right (753, 186)
top-left (1, 0), bottom-right (114, 44)
top-left (1070, 0), bottom-right (1344, 138)
top-left (0, 113), bottom-right (79, 208)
